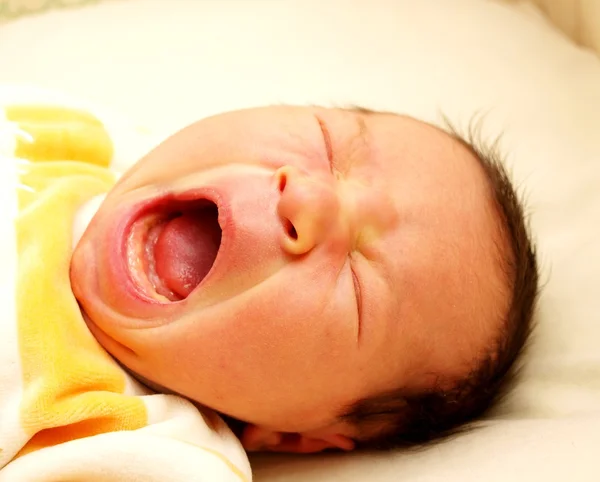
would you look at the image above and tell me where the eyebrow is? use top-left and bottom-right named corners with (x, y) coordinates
top-left (346, 108), bottom-right (370, 164)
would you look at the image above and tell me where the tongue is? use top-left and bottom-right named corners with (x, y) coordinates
top-left (154, 207), bottom-right (221, 299)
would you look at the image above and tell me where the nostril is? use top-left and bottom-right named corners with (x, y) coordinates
top-left (278, 173), bottom-right (287, 193)
top-left (284, 219), bottom-right (298, 240)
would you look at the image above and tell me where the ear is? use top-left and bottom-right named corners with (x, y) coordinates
top-left (240, 424), bottom-right (355, 454)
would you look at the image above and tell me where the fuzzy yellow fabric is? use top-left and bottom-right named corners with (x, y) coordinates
top-left (16, 161), bottom-right (151, 456)
top-left (13, 106), bottom-right (148, 456)
top-left (1, 103), bottom-right (251, 481)
top-left (7, 105), bottom-right (114, 166)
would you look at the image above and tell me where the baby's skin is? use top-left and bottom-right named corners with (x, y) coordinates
top-left (71, 106), bottom-right (509, 453)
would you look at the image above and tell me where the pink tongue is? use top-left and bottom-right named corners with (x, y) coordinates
top-left (154, 207), bottom-right (221, 298)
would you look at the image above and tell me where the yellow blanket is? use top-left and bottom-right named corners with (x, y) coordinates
top-left (0, 101), bottom-right (251, 481)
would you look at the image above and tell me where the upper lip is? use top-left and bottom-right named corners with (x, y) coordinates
top-left (118, 187), bottom-right (229, 304)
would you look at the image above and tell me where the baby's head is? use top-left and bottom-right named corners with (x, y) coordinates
top-left (70, 106), bottom-right (538, 453)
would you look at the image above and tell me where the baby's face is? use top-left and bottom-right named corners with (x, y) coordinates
top-left (71, 106), bottom-right (507, 437)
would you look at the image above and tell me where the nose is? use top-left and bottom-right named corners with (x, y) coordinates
top-left (275, 166), bottom-right (340, 255)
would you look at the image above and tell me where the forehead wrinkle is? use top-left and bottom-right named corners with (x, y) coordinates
top-left (351, 114), bottom-right (369, 163)
top-left (333, 108), bottom-right (371, 177)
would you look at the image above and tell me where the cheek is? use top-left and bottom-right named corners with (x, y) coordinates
top-left (201, 284), bottom-right (347, 370)
top-left (209, 262), bottom-right (358, 372)
top-left (137, 268), bottom-right (357, 401)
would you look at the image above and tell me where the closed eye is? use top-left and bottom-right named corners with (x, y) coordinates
top-left (350, 263), bottom-right (363, 339)
top-left (315, 114), bottom-right (334, 170)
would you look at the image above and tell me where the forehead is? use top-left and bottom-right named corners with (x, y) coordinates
top-left (343, 109), bottom-right (508, 387)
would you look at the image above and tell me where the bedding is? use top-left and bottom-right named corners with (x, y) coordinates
top-left (0, 0), bottom-right (599, 481)
top-left (0, 97), bottom-right (251, 482)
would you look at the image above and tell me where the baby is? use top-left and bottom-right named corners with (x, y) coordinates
top-left (0, 101), bottom-right (538, 479)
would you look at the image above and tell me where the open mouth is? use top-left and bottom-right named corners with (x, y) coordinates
top-left (126, 199), bottom-right (222, 302)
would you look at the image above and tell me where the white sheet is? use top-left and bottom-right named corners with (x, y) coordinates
top-left (1, 1), bottom-right (599, 481)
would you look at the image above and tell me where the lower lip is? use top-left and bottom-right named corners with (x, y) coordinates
top-left (112, 189), bottom-right (225, 305)
top-left (126, 212), bottom-right (174, 303)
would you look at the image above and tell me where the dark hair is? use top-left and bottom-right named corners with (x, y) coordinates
top-left (339, 117), bottom-right (539, 450)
